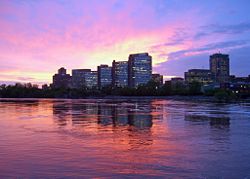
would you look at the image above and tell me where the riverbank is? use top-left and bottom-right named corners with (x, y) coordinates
top-left (1, 95), bottom-right (250, 103)
top-left (1, 82), bottom-right (249, 101)
top-left (97, 95), bottom-right (250, 103)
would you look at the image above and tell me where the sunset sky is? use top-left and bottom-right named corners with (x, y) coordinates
top-left (0, 0), bottom-right (250, 85)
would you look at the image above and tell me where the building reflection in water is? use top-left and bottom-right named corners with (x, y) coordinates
top-left (97, 103), bottom-right (153, 128)
top-left (51, 100), bottom-right (154, 129)
top-left (52, 101), bottom-right (72, 127)
top-left (184, 114), bottom-right (231, 151)
top-left (71, 102), bottom-right (99, 126)
top-left (97, 104), bottom-right (114, 126)
top-left (51, 100), bottom-right (166, 150)
top-left (51, 100), bottom-right (167, 129)
top-left (184, 114), bottom-right (230, 128)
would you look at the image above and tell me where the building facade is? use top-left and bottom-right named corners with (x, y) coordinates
top-left (210, 53), bottom-right (230, 83)
top-left (85, 71), bottom-right (98, 89)
top-left (230, 75), bottom-right (250, 84)
top-left (169, 77), bottom-right (186, 93)
top-left (112, 60), bottom-right (128, 87)
top-left (170, 77), bottom-right (185, 85)
top-left (152, 74), bottom-right (164, 85)
top-left (128, 53), bottom-right (152, 88)
top-left (72, 69), bottom-right (91, 89)
top-left (72, 69), bottom-right (97, 89)
top-left (52, 67), bottom-right (71, 88)
top-left (98, 65), bottom-right (112, 88)
top-left (185, 69), bottom-right (213, 84)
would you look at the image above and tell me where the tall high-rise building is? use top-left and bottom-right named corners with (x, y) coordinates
top-left (112, 60), bottom-right (128, 87)
top-left (52, 67), bottom-right (71, 88)
top-left (72, 69), bottom-right (97, 89)
top-left (98, 65), bottom-right (112, 88)
top-left (128, 53), bottom-right (152, 88)
top-left (210, 53), bottom-right (230, 83)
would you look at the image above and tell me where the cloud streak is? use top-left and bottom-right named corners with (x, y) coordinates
top-left (194, 22), bottom-right (250, 39)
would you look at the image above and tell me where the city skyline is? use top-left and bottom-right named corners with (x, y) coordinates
top-left (1, 0), bottom-right (250, 85)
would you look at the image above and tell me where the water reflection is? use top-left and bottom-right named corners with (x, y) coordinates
top-left (51, 100), bottom-right (156, 150)
top-left (184, 114), bottom-right (231, 152)
top-left (52, 102), bottom-right (71, 126)
top-left (209, 117), bottom-right (230, 128)
top-left (52, 100), bottom-right (154, 129)
top-left (1, 99), bottom-right (250, 178)
top-left (185, 114), bottom-right (230, 128)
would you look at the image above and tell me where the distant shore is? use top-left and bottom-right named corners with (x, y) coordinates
top-left (0, 95), bottom-right (249, 103)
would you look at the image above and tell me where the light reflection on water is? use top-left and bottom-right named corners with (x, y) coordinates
top-left (0, 98), bottom-right (250, 178)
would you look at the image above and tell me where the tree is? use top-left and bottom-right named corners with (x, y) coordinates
top-left (188, 81), bottom-right (202, 95)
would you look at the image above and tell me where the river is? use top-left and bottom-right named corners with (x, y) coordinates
top-left (0, 98), bottom-right (250, 178)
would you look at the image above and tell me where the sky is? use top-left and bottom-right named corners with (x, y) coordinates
top-left (0, 0), bottom-right (250, 85)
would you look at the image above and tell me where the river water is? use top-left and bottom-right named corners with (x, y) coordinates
top-left (0, 98), bottom-right (250, 178)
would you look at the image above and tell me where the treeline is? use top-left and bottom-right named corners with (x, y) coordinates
top-left (0, 81), bottom-right (245, 101)
top-left (0, 83), bottom-right (43, 98)
top-left (102, 80), bottom-right (202, 96)
top-left (0, 83), bottom-right (97, 98)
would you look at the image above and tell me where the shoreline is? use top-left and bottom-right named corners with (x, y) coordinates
top-left (0, 95), bottom-right (249, 103)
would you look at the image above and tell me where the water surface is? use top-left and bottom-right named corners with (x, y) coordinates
top-left (0, 98), bottom-right (250, 178)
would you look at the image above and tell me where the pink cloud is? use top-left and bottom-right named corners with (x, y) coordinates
top-left (1, 0), bottom-right (236, 83)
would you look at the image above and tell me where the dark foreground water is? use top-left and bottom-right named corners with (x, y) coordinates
top-left (0, 98), bottom-right (250, 178)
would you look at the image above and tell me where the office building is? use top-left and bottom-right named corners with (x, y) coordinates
top-left (72, 69), bottom-right (91, 88)
top-left (98, 65), bottom-right (112, 88)
top-left (210, 53), bottom-right (230, 83)
top-left (170, 77), bottom-right (184, 85)
top-left (128, 53), bottom-right (152, 88)
top-left (72, 69), bottom-right (97, 89)
top-left (52, 67), bottom-right (71, 88)
top-left (230, 75), bottom-right (250, 84)
top-left (152, 74), bottom-right (164, 85)
top-left (85, 71), bottom-right (98, 89)
top-left (112, 60), bottom-right (128, 87)
top-left (185, 69), bottom-right (213, 84)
